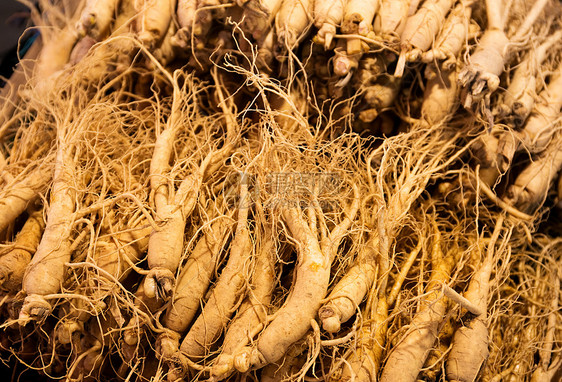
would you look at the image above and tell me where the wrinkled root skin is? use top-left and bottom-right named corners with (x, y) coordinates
top-left (171, 28), bottom-right (190, 49)
top-left (232, 347), bottom-right (253, 373)
top-left (18, 294), bottom-right (52, 323)
top-left (167, 353), bottom-right (189, 382)
top-left (210, 355), bottom-right (234, 381)
top-left (447, 317), bottom-right (489, 382)
top-left (156, 331), bottom-right (181, 361)
top-left (56, 320), bottom-right (84, 345)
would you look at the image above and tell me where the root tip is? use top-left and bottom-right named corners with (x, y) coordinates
top-left (145, 268), bottom-right (176, 300)
top-left (233, 347), bottom-right (252, 372)
top-left (18, 294), bottom-right (52, 322)
top-left (322, 316), bottom-right (342, 333)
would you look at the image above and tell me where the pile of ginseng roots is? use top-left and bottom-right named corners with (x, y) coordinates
top-left (0, 0), bottom-right (561, 381)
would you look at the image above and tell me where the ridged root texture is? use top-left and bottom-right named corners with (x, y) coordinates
top-left (56, 320), bottom-right (83, 344)
top-left (167, 353), bottom-right (189, 381)
top-left (19, 294), bottom-right (52, 322)
top-left (156, 331), bottom-right (181, 360)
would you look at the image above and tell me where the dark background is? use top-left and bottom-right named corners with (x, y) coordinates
top-left (0, 0), bottom-right (34, 82)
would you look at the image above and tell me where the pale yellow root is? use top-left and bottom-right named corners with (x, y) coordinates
top-left (470, 130), bottom-right (503, 188)
top-left (421, 65), bottom-right (459, 124)
top-left (134, 0), bottom-right (177, 47)
top-left (175, 181), bottom-right (251, 367)
top-left (395, 0), bottom-right (456, 76)
top-left (233, 185), bottom-right (358, 372)
top-left (530, 271), bottom-right (561, 382)
top-left (497, 61), bottom-right (562, 170)
top-left (0, 164), bottom-right (52, 234)
top-left (177, 0), bottom-right (198, 29)
top-left (342, 0), bottom-right (380, 36)
top-left (257, 28), bottom-right (276, 71)
top-left (144, 139), bottom-right (184, 301)
top-left (333, 233), bottom-right (387, 382)
top-left (460, 0), bottom-right (549, 108)
top-left (333, 40), bottom-right (361, 80)
top-left (446, 218), bottom-right (505, 382)
top-left (144, 77), bottom-right (212, 300)
top-left (68, 223), bottom-right (152, 324)
top-left (77, 0), bottom-right (120, 39)
top-left (0, 207), bottom-right (45, 292)
top-left (233, 206), bottom-right (329, 371)
top-left (353, 53), bottom-right (391, 85)
top-left (504, 134), bottom-right (562, 213)
top-left (145, 196), bottom-right (198, 299)
top-left (362, 74), bottom-right (402, 111)
top-left (419, 318), bottom-right (454, 381)
top-left (56, 317), bottom-right (84, 345)
top-left (35, 25), bottom-right (80, 83)
top-left (274, 0), bottom-right (313, 58)
top-left (374, 0), bottom-right (410, 42)
top-left (20, 143), bottom-right (76, 322)
top-left (341, 0), bottom-right (380, 55)
top-left (210, 226), bottom-right (276, 380)
top-left (380, 226), bottom-right (455, 382)
top-left (156, 216), bottom-right (232, 361)
top-left (336, 229), bottom-right (408, 381)
top-left (172, 0), bottom-right (197, 48)
top-left (259, 340), bottom-right (308, 382)
top-left (499, 29), bottom-right (562, 126)
top-left (123, 282), bottom-right (163, 347)
top-left (151, 21), bottom-right (178, 67)
top-left (458, 29), bottom-right (508, 108)
top-left (94, 225), bottom-right (152, 282)
top-left (337, 296), bottom-right (388, 381)
top-left (156, 330), bottom-right (181, 362)
top-left (318, 236), bottom-right (378, 333)
top-left (188, 1), bottom-right (214, 49)
top-left (421, 2), bottom-right (476, 68)
top-left (313, 0), bottom-right (346, 48)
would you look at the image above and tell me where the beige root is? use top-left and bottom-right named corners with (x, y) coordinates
top-left (210, 223), bottom-right (276, 380)
top-left (20, 136), bottom-right (77, 322)
top-left (379, 224), bottom-right (456, 382)
top-left (313, 0), bottom-right (346, 48)
top-left (421, 1), bottom-right (477, 68)
top-left (0, 207), bottom-right (45, 292)
top-left (459, 0), bottom-right (549, 108)
top-left (274, 0), bottom-right (313, 59)
top-left (241, 0), bottom-right (284, 40)
top-left (498, 29), bottom-right (562, 126)
top-left (318, 235), bottom-right (378, 333)
top-left (77, 0), bottom-right (120, 39)
top-left (504, 134), bottom-right (562, 214)
top-left (134, 0), bottom-right (177, 47)
top-left (498, 61), bottom-right (562, 171)
top-left (0, 164), bottom-right (52, 234)
top-left (171, 178), bottom-right (252, 376)
top-left (234, 184), bottom-right (359, 371)
top-left (374, 0), bottom-right (410, 42)
top-left (156, 215), bottom-right (232, 362)
top-left (394, 0), bottom-right (456, 77)
top-left (447, 217), bottom-right (506, 382)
